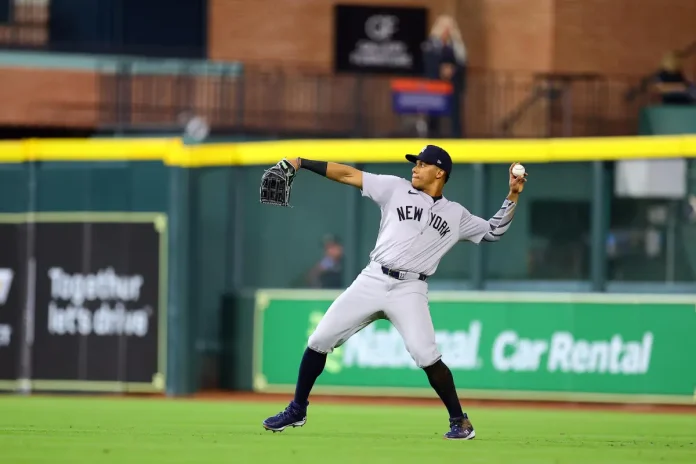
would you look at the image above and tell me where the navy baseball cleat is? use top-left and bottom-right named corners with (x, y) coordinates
top-left (444, 416), bottom-right (476, 440)
top-left (262, 401), bottom-right (307, 432)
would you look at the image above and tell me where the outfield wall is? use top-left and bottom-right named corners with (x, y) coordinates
top-left (251, 289), bottom-right (696, 405)
top-left (0, 136), bottom-right (694, 400)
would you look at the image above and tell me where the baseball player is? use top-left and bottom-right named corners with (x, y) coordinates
top-left (262, 144), bottom-right (527, 440)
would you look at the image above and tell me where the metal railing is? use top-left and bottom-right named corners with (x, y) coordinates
top-left (97, 58), bottom-right (243, 135)
top-left (97, 63), bottom-right (646, 139)
top-left (498, 73), bottom-right (610, 138)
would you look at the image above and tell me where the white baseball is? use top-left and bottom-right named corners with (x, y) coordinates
top-left (512, 163), bottom-right (525, 177)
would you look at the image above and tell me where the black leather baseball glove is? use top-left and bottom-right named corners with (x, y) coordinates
top-left (259, 158), bottom-right (297, 207)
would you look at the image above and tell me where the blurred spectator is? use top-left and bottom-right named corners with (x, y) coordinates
top-left (306, 234), bottom-right (344, 289)
top-left (651, 51), bottom-right (695, 105)
top-left (421, 15), bottom-right (467, 137)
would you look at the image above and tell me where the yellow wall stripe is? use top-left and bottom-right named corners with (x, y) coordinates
top-left (0, 135), bottom-right (694, 167)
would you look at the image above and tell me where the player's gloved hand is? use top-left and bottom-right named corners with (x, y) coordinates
top-left (259, 158), bottom-right (298, 207)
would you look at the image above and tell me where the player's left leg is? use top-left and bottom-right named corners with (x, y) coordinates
top-left (262, 266), bottom-right (388, 432)
top-left (384, 280), bottom-right (475, 440)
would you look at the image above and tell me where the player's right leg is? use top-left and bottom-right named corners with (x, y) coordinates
top-left (262, 269), bottom-right (387, 432)
top-left (385, 282), bottom-right (475, 440)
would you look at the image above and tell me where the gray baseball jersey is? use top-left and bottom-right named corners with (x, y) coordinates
top-left (308, 171), bottom-right (517, 368)
top-left (361, 172), bottom-right (516, 276)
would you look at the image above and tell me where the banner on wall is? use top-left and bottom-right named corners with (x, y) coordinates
top-left (390, 78), bottom-right (453, 116)
top-left (253, 290), bottom-right (696, 404)
top-left (333, 4), bottom-right (428, 75)
top-left (0, 224), bottom-right (21, 383)
top-left (0, 214), bottom-right (166, 393)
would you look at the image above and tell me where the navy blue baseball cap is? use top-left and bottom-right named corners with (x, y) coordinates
top-left (405, 145), bottom-right (452, 181)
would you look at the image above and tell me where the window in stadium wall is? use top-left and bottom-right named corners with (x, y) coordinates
top-left (606, 197), bottom-right (696, 283)
top-left (484, 162), bottom-right (592, 281)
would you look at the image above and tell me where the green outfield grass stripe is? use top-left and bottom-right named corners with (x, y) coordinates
top-left (1, 396), bottom-right (694, 464)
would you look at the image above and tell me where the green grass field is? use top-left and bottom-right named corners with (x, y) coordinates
top-left (0, 395), bottom-right (694, 464)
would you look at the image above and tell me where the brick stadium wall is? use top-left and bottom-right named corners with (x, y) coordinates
top-left (1, 0), bottom-right (693, 132)
top-left (553, 0), bottom-right (696, 75)
top-left (208, 0), bottom-right (460, 72)
top-left (0, 68), bottom-right (98, 127)
top-left (455, 0), bottom-right (555, 72)
top-left (205, 0), bottom-right (695, 138)
top-left (209, 0), bottom-right (696, 75)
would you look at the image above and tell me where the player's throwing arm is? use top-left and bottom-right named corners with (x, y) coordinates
top-left (260, 158), bottom-right (365, 207)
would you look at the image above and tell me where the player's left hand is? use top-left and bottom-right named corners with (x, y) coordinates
top-left (508, 162), bottom-right (528, 194)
